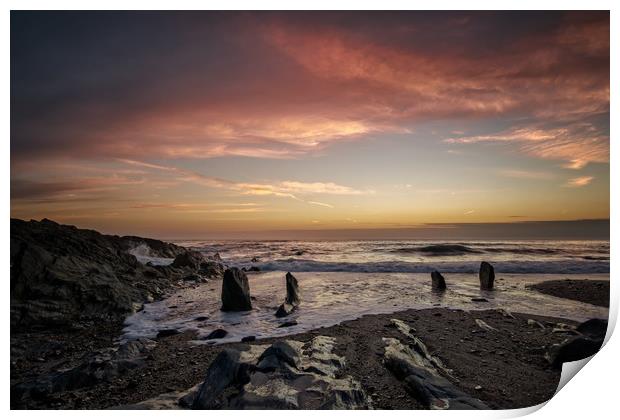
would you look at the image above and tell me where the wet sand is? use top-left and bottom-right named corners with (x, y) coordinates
top-left (529, 280), bottom-right (609, 308)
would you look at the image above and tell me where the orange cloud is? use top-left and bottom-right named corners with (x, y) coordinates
top-left (565, 176), bottom-right (595, 187)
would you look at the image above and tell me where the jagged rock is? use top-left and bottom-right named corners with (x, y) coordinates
top-left (191, 336), bottom-right (371, 409)
top-left (547, 318), bottom-right (607, 369)
top-left (479, 262), bottom-right (495, 290)
top-left (241, 336), bottom-right (256, 342)
top-left (205, 329), bottom-right (228, 340)
top-left (383, 337), bottom-right (488, 409)
top-left (221, 268), bottom-right (252, 311)
top-left (274, 272), bottom-right (300, 317)
top-left (390, 319), bottom-right (454, 380)
top-left (10, 218), bottom-right (188, 328)
top-left (171, 251), bottom-right (204, 270)
top-left (431, 271), bottom-right (446, 291)
top-left (199, 261), bottom-right (225, 279)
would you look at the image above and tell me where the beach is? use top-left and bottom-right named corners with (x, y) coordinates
top-left (10, 219), bottom-right (610, 410)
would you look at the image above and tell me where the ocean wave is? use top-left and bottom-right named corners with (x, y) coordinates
top-left (393, 244), bottom-right (481, 255)
top-left (255, 258), bottom-right (609, 274)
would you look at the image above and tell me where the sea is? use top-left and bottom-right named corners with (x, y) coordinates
top-left (123, 240), bottom-right (610, 344)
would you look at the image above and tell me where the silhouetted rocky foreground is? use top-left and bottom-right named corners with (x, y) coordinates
top-left (10, 219), bottom-right (609, 410)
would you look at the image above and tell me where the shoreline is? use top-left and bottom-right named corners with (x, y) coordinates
top-left (11, 279), bottom-right (609, 409)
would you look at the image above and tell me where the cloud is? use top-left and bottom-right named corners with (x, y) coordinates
top-left (307, 201), bottom-right (335, 208)
top-left (10, 12), bottom-right (608, 165)
top-left (119, 159), bottom-right (370, 203)
top-left (447, 122), bottom-right (609, 168)
top-left (564, 176), bottom-right (594, 187)
top-left (499, 169), bottom-right (556, 180)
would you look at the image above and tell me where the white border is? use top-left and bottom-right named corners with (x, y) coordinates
top-left (3, 2), bottom-right (616, 419)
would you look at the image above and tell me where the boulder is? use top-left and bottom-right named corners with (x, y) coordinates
top-left (479, 262), bottom-right (495, 290)
top-left (547, 318), bottom-right (607, 369)
top-left (431, 271), bottom-right (446, 291)
top-left (205, 329), bottom-right (228, 340)
top-left (221, 268), bottom-right (252, 311)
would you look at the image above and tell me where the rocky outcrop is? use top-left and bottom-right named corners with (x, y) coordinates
top-left (189, 336), bottom-right (371, 409)
top-left (275, 272), bottom-right (301, 318)
top-left (12, 338), bottom-right (156, 402)
top-left (547, 318), bottom-right (607, 369)
top-left (479, 262), bottom-right (495, 290)
top-left (10, 218), bottom-right (193, 328)
top-left (431, 271), bottom-right (446, 291)
top-left (384, 319), bottom-right (487, 409)
top-left (221, 268), bottom-right (252, 311)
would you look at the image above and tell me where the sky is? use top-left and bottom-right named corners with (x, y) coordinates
top-left (10, 11), bottom-right (610, 239)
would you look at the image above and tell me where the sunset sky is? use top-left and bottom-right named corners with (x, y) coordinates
top-left (10, 11), bottom-right (610, 238)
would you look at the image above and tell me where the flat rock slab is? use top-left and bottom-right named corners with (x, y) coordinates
top-left (384, 319), bottom-right (487, 410)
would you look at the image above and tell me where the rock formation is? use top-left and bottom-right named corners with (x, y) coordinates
top-left (221, 268), bottom-right (252, 311)
top-left (275, 272), bottom-right (300, 317)
top-left (431, 271), bottom-right (446, 291)
top-left (479, 261), bottom-right (495, 290)
top-left (384, 319), bottom-right (487, 409)
top-left (190, 336), bottom-right (371, 409)
top-left (10, 218), bottom-right (193, 328)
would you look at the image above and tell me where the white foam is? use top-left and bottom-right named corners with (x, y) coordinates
top-left (128, 244), bottom-right (174, 266)
top-left (121, 272), bottom-right (609, 345)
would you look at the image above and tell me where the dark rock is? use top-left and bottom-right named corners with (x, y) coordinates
top-left (284, 272), bottom-right (301, 306)
top-left (205, 329), bottom-right (228, 340)
top-left (275, 303), bottom-right (295, 318)
top-left (274, 272), bottom-right (301, 317)
top-left (171, 251), bottom-right (204, 270)
top-left (191, 336), bottom-right (371, 409)
top-left (431, 271), bottom-right (446, 291)
top-left (241, 336), bottom-right (256, 342)
top-left (479, 262), bottom-right (495, 290)
top-left (246, 266), bottom-right (261, 272)
top-left (576, 318), bottom-right (607, 338)
top-left (383, 336), bottom-right (488, 409)
top-left (221, 268), bottom-right (252, 311)
top-left (471, 298), bottom-right (488, 302)
top-left (250, 257), bottom-right (259, 263)
top-left (199, 261), bottom-right (225, 279)
top-left (157, 329), bottom-right (181, 338)
top-left (547, 318), bottom-right (607, 369)
top-left (10, 218), bottom-right (189, 328)
top-left (192, 349), bottom-right (250, 409)
top-left (278, 320), bottom-right (298, 328)
top-left (194, 316), bottom-right (209, 321)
